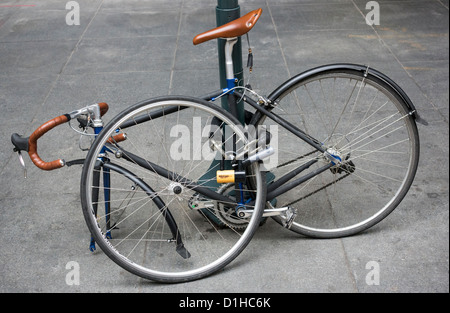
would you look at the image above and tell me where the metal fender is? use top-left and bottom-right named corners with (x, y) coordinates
top-left (267, 63), bottom-right (427, 125)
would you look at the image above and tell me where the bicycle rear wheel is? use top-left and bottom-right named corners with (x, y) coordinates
top-left (254, 67), bottom-right (420, 238)
top-left (80, 96), bottom-right (266, 282)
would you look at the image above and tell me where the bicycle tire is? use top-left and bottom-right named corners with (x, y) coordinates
top-left (252, 67), bottom-right (420, 238)
top-left (80, 96), bottom-right (266, 282)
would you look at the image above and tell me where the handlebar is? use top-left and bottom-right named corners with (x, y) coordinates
top-left (28, 114), bottom-right (70, 170)
top-left (11, 102), bottom-right (123, 171)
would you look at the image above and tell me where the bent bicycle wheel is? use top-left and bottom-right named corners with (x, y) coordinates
top-left (253, 67), bottom-right (420, 238)
top-left (80, 96), bottom-right (266, 282)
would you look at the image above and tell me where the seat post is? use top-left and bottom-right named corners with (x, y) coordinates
top-left (216, 0), bottom-right (244, 124)
top-left (224, 37), bottom-right (238, 91)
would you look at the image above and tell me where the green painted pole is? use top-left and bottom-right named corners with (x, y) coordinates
top-left (197, 1), bottom-right (246, 227)
top-left (216, 0), bottom-right (245, 124)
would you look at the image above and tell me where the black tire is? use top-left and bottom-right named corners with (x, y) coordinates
top-left (81, 96), bottom-right (266, 282)
top-left (253, 67), bottom-right (420, 238)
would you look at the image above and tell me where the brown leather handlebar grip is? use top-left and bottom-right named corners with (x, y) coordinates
top-left (107, 133), bottom-right (127, 144)
top-left (98, 102), bottom-right (109, 116)
top-left (28, 115), bottom-right (69, 171)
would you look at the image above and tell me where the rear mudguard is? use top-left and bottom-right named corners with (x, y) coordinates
top-left (266, 63), bottom-right (427, 125)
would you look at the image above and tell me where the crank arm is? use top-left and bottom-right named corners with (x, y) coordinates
top-left (236, 205), bottom-right (292, 218)
top-left (237, 204), bottom-right (297, 229)
top-left (262, 206), bottom-right (291, 217)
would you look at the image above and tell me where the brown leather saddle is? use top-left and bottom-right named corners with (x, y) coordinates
top-left (193, 8), bottom-right (262, 45)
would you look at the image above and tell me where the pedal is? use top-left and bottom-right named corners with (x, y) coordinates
top-left (280, 207), bottom-right (297, 229)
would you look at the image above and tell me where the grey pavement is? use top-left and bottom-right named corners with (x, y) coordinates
top-left (0, 0), bottom-right (448, 293)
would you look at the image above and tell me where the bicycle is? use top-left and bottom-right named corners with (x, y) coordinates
top-left (11, 8), bottom-right (425, 283)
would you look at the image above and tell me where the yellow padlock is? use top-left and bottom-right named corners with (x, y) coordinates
top-left (216, 170), bottom-right (235, 184)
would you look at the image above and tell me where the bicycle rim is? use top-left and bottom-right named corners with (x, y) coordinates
top-left (80, 96), bottom-right (265, 282)
top-left (256, 70), bottom-right (419, 238)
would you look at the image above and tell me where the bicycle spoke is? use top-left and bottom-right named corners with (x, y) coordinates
top-left (257, 69), bottom-right (418, 238)
top-left (81, 97), bottom-right (265, 282)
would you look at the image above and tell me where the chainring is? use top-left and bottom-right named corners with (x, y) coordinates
top-left (216, 183), bottom-right (251, 230)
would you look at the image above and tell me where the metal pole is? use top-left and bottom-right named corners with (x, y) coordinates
top-left (216, 0), bottom-right (244, 124)
top-left (197, 1), bottom-right (246, 227)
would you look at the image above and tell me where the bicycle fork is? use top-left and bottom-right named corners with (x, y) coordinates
top-left (89, 127), bottom-right (191, 259)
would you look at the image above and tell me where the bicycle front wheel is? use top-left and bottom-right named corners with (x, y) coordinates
top-left (254, 67), bottom-right (420, 238)
top-left (80, 96), bottom-right (266, 282)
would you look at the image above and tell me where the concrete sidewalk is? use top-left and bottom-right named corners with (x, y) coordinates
top-left (0, 0), bottom-right (448, 293)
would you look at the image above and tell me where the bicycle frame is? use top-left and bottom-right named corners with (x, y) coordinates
top-left (106, 90), bottom-right (331, 207)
